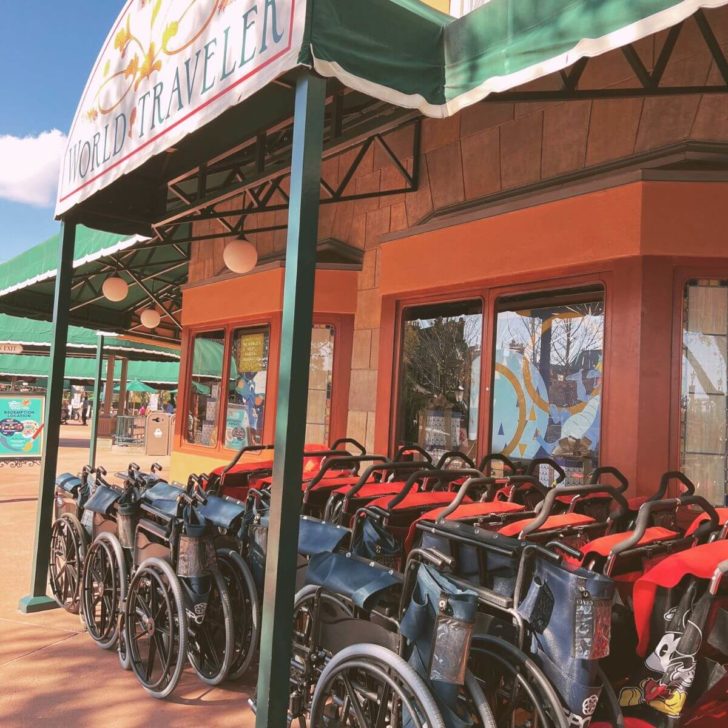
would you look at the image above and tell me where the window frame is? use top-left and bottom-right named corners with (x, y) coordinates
top-left (670, 265), bottom-right (728, 500)
top-left (177, 312), bottom-right (353, 458)
top-left (387, 272), bottom-right (611, 461)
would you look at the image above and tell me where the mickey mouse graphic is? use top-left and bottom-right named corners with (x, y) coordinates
top-left (619, 605), bottom-right (702, 718)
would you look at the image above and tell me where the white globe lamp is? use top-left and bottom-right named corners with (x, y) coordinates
top-left (102, 275), bottom-right (128, 302)
top-left (140, 308), bottom-right (162, 329)
top-left (223, 238), bottom-right (258, 274)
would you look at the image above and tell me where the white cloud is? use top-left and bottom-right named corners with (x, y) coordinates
top-left (0, 130), bottom-right (67, 207)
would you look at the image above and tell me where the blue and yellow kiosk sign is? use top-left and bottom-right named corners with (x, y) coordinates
top-left (0, 394), bottom-right (45, 460)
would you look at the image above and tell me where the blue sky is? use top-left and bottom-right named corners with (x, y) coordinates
top-left (0, 2), bottom-right (121, 262)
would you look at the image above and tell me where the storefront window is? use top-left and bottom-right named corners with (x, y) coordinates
top-left (306, 324), bottom-right (335, 445)
top-left (225, 326), bottom-right (271, 449)
top-left (396, 300), bottom-right (483, 461)
top-left (681, 280), bottom-right (728, 505)
top-left (185, 330), bottom-right (225, 447)
top-left (491, 289), bottom-right (604, 473)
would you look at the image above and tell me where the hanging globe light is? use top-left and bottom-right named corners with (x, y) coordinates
top-left (140, 308), bottom-right (161, 329)
top-left (223, 237), bottom-right (258, 274)
top-left (102, 275), bottom-right (128, 302)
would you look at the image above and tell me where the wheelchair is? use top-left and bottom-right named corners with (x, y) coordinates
top-left (49, 465), bottom-right (93, 612)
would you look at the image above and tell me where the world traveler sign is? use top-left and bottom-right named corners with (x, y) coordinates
top-left (56, 0), bottom-right (305, 216)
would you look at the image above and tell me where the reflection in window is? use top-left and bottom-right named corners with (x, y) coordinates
top-left (397, 300), bottom-right (483, 461)
top-left (226, 327), bottom-right (270, 449)
top-left (306, 324), bottom-right (335, 445)
top-left (491, 290), bottom-right (604, 472)
top-left (185, 331), bottom-right (225, 447)
top-left (681, 280), bottom-right (728, 505)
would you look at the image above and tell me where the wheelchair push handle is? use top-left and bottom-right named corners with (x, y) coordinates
top-left (513, 541), bottom-right (575, 607)
top-left (588, 465), bottom-right (628, 492)
top-left (393, 442), bottom-right (433, 464)
top-left (526, 457), bottom-right (566, 484)
top-left (384, 467), bottom-right (484, 512)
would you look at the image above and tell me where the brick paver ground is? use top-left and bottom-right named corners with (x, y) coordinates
top-left (0, 425), bottom-right (255, 727)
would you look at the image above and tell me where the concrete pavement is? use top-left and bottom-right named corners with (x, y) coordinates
top-left (0, 426), bottom-right (255, 727)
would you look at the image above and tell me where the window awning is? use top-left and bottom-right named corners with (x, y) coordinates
top-left (0, 354), bottom-right (179, 385)
top-left (0, 314), bottom-right (179, 361)
top-left (55, 0), bottom-right (728, 219)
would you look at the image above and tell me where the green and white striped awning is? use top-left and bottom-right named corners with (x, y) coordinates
top-left (0, 354), bottom-right (179, 385)
top-left (0, 314), bottom-right (179, 360)
top-left (305, 0), bottom-right (728, 117)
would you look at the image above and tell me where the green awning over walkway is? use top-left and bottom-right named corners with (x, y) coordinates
top-left (0, 227), bottom-right (139, 298)
top-left (0, 355), bottom-right (179, 385)
top-left (0, 314), bottom-right (179, 360)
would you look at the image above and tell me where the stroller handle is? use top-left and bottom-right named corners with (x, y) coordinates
top-left (588, 466), bottom-right (629, 492)
top-left (526, 458), bottom-right (566, 484)
top-left (344, 461), bottom-right (430, 500)
top-left (647, 470), bottom-right (696, 502)
top-left (478, 452), bottom-right (518, 475)
top-left (220, 442), bottom-right (275, 480)
top-left (435, 476), bottom-right (498, 521)
top-left (520, 483), bottom-right (628, 536)
top-left (330, 437), bottom-right (366, 455)
top-left (383, 467), bottom-right (484, 512)
top-left (302, 454), bottom-right (389, 499)
top-left (393, 442), bottom-right (433, 464)
top-left (710, 559), bottom-right (728, 596)
top-left (504, 475), bottom-right (549, 502)
top-left (435, 450), bottom-right (477, 470)
top-left (611, 493), bottom-right (720, 556)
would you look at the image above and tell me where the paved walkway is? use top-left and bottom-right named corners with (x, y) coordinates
top-left (0, 426), bottom-right (255, 727)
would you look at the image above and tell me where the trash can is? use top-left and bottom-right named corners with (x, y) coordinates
top-left (145, 412), bottom-right (172, 456)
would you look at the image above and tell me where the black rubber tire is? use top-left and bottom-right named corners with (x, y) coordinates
top-left (216, 548), bottom-right (260, 680)
top-left (80, 531), bottom-right (126, 649)
top-left (186, 566), bottom-right (235, 686)
top-left (310, 643), bottom-right (445, 727)
top-left (469, 635), bottom-right (568, 728)
top-left (49, 514), bottom-right (87, 613)
top-left (465, 669), bottom-right (497, 728)
top-left (125, 557), bottom-right (187, 699)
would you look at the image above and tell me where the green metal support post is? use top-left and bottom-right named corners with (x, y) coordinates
top-left (19, 220), bottom-right (77, 613)
top-left (255, 71), bottom-right (326, 727)
top-left (88, 334), bottom-right (104, 468)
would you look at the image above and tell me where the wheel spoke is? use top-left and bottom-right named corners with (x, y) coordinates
top-left (341, 674), bottom-right (369, 727)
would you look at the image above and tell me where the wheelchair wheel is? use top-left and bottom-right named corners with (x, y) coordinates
top-left (49, 513), bottom-right (87, 613)
top-left (186, 566), bottom-right (234, 686)
top-left (310, 643), bottom-right (445, 727)
top-left (125, 558), bottom-right (187, 699)
top-left (469, 635), bottom-right (568, 728)
top-left (216, 548), bottom-right (260, 679)
top-left (81, 532), bottom-right (126, 649)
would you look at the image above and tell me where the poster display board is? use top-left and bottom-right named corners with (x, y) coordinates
top-left (0, 393), bottom-right (45, 464)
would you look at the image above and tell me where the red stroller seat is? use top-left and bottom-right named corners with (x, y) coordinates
top-left (498, 512), bottom-right (595, 537)
top-left (686, 506), bottom-right (728, 538)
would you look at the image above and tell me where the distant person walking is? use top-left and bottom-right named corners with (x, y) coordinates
top-left (81, 394), bottom-right (90, 426)
top-left (165, 395), bottom-right (176, 414)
